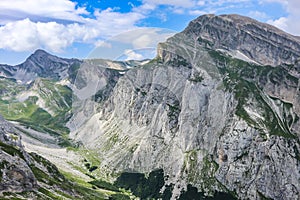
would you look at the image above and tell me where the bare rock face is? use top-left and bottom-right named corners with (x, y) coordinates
top-left (0, 49), bottom-right (82, 84)
top-left (0, 116), bottom-right (75, 197)
top-left (183, 14), bottom-right (300, 66)
top-left (0, 152), bottom-right (37, 193)
top-left (16, 49), bottom-right (81, 82)
top-left (71, 14), bottom-right (300, 199)
top-left (0, 116), bottom-right (37, 193)
top-left (0, 50), bottom-right (144, 85)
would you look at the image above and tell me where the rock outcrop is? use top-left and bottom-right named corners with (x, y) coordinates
top-left (0, 116), bottom-right (37, 193)
top-left (0, 50), bottom-right (81, 84)
top-left (15, 49), bottom-right (81, 83)
top-left (0, 116), bottom-right (89, 199)
top-left (182, 14), bottom-right (300, 66)
top-left (71, 14), bottom-right (300, 199)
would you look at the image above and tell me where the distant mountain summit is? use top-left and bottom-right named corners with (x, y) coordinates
top-left (181, 14), bottom-right (300, 66)
top-left (72, 14), bottom-right (300, 199)
top-left (0, 49), bottom-right (81, 83)
top-left (16, 49), bottom-right (81, 82)
top-left (20, 49), bottom-right (78, 73)
top-left (0, 14), bottom-right (300, 200)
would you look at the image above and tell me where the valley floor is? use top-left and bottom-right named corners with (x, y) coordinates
top-left (13, 122), bottom-right (92, 182)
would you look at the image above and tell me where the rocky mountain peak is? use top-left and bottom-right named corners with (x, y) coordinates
top-left (182, 14), bottom-right (300, 66)
top-left (13, 49), bottom-right (81, 82)
top-left (31, 49), bottom-right (50, 56)
top-left (23, 49), bottom-right (69, 70)
top-left (71, 14), bottom-right (300, 199)
top-left (26, 49), bottom-right (59, 64)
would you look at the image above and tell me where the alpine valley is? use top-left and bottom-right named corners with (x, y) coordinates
top-left (0, 14), bottom-right (300, 200)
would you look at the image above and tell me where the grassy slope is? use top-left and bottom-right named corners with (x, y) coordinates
top-left (209, 50), bottom-right (298, 138)
top-left (0, 141), bottom-right (132, 200)
top-left (0, 78), bottom-right (71, 136)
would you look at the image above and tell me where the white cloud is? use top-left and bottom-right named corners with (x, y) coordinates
top-left (212, 0), bottom-right (250, 5)
top-left (248, 11), bottom-right (268, 20)
top-left (143, 0), bottom-right (250, 9)
top-left (133, 3), bottom-right (156, 12)
top-left (189, 10), bottom-right (208, 16)
top-left (0, 7), bottom-right (145, 52)
top-left (0, 0), bottom-right (88, 24)
top-left (173, 8), bottom-right (185, 14)
top-left (259, 0), bottom-right (288, 5)
top-left (267, 17), bottom-right (288, 30)
top-left (88, 28), bottom-right (175, 60)
top-left (141, 0), bottom-right (252, 15)
top-left (0, 19), bottom-right (82, 52)
top-left (142, 0), bottom-right (196, 8)
top-left (91, 8), bottom-right (144, 38)
top-left (123, 49), bottom-right (144, 60)
top-left (197, 1), bottom-right (206, 6)
top-left (268, 16), bottom-right (300, 36)
top-left (285, 0), bottom-right (300, 16)
top-left (111, 28), bottom-right (175, 49)
top-left (133, 35), bottom-right (153, 49)
top-left (95, 41), bottom-right (112, 48)
top-left (2, 0), bottom-right (298, 55)
top-left (0, 19), bottom-right (39, 51)
top-left (265, 0), bottom-right (300, 35)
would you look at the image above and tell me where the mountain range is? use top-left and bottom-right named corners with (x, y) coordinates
top-left (0, 14), bottom-right (300, 200)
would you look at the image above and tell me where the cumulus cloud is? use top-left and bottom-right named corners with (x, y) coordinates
top-left (0, 19), bottom-right (39, 51)
top-left (197, 1), bottom-right (206, 6)
top-left (267, 17), bottom-right (288, 31)
top-left (0, 6), bottom-right (145, 52)
top-left (0, 19), bottom-right (85, 52)
top-left (91, 8), bottom-right (144, 38)
top-left (248, 11), bottom-right (268, 20)
top-left (111, 28), bottom-right (175, 49)
top-left (142, 0), bottom-right (196, 8)
top-left (141, 0), bottom-right (254, 16)
top-left (143, 0), bottom-right (251, 9)
top-left (259, 0), bottom-right (288, 5)
top-left (268, 16), bottom-right (300, 36)
top-left (0, 0), bottom-right (148, 53)
top-left (173, 8), bottom-right (185, 14)
top-left (1, 0), bottom-right (298, 55)
top-left (0, 0), bottom-right (88, 24)
top-left (263, 0), bottom-right (300, 35)
top-left (189, 10), bottom-right (208, 16)
top-left (123, 49), bottom-right (144, 60)
top-left (95, 41), bottom-right (112, 48)
top-left (88, 28), bottom-right (175, 60)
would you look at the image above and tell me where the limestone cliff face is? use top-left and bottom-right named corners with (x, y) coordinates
top-left (0, 116), bottom-right (79, 198)
top-left (71, 14), bottom-right (300, 199)
top-left (0, 49), bottom-right (82, 84)
top-left (182, 14), bottom-right (300, 66)
top-left (0, 116), bottom-right (37, 193)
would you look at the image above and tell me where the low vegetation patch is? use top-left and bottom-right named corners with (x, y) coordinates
top-left (114, 169), bottom-right (165, 199)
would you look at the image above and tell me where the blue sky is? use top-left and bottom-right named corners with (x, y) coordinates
top-left (0, 0), bottom-right (298, 65)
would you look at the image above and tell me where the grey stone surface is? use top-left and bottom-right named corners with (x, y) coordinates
top-left (0, 116), bottom-right (37, 194)
top-left (71, 14), bottom-right (300, 199)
